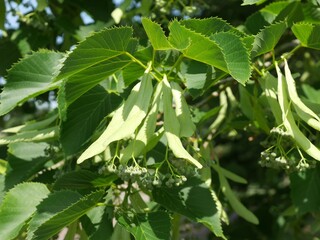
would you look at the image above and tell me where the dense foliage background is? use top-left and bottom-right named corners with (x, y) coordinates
top-left (0, 0), bottom-right (320, 239)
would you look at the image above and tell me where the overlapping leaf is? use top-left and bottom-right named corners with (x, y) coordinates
top-left (28, 190), bottom-right (104, 240)
top-left (251, 22), bottom-right (286, 57)
top-left (56, 27), bottom-right (135, 110)
top-left (117, 211), bottom-right (171, 240)
top-left (0, 126), bottom-right (58, 145)
top-left (142, 18), bottom-right (172, 50)
top-left (0, 50), bottom-right (63, 116)
top-left (168, 20), bottom-right (251, 84)
top-left (0, 183), bottom-right (50, 240)
top-left (60, 85), bottom-right (122, 155)
top-left (77, 70), bottom-right (153, 164)
top-left (290, 166), bottom-right (320, 214)
top-left (5, 142), bottom-right (51, 189)
top-left (153, 177), bottom-right (225, 239)
top-left (292, 22), bottom-right (320, 50)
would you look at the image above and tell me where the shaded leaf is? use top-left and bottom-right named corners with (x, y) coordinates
top-left (0, 0), bottom-right (5, 30)
top-left (27, 190), bottom-right (83, 240)
top-left (53, 170), bottom-right (117, 190)
top-left (77, 70), bottom-right (153, 164)
top-left (0, 183), bottom-right (50, 240)
top-left (117, 211), bottom-right (171, 240)
top-left (58, 54), bottom-right (132, 118)
top-left (218, 171), bottom-right (259, 224)
top-left (153, 177), bottom-right (225, 239)
top-left (0, 51), bottom-right (63, 116)
top-left (60, 85), bottom-right (122, 155)
top-left (290, 166), bottom-right (320, 214)
top-left (180, 17), bottom-right (241, 36)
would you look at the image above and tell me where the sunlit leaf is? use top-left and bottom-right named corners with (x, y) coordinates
top-left (142, 18), bottom-right (172, 50)
top-left (292, 22), bottom-right (320, 50)
top-left (0, 183), bottom-right (50, 240)
top-left (251, 22), bottom-right (286, 57)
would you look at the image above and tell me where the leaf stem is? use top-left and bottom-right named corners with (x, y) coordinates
top-left (125, 52), bottom-right (162, 82)
top-left (167, 54), bottom-right (184, 78)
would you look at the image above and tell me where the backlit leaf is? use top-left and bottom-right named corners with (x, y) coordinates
top-left (142, 18), bottom-right (172, 50)
top-left (0, 51), bottom-right (63, 116)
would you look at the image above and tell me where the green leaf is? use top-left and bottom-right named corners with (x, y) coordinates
top-left (210, 32), bottom-right (251, 85)
top-left (153, 177), bottom-right (225, 239)
top-left (0, 126), bottom-right (58, 145)
top-left (2, 113), bottom-right (57, 133)
top-left (0, 182), bottom-right (50, 240)
top-left (120, 82), bottom-right (162, 164)
top-left (181, 60), bottom-right (210, 98)
top-left (239, 85), bottom-right (270, 133)
top-left (27, 190), bottom-right (83, 240)
top-left (77, 70), bottom-right (153, 164)
top-left (218, 171), bottom-right (259, 224)
top-left (168, 20), bottom-right (227, 71)
top-left (162, 76), bottom-right (202, 168)
top-left (117, 211), bottom-right (171, 240)
top-left (290, 166), bottom-right (320, 214)
top-left (57, 26), bottom-right (134, 109)
top-left (53, 170), bottom-right (117, 190)
top-left (111, 224), bottom-right (131, 240)
top-left (171, 81), bottom-right (196, 137)
top-left (181, 17), bottom-right (245, 37)
top-left (245, 1), bottom-right (299, 34)
top-left (5, 142), bottom-right (51, 189)
top-left (58, 27), bottom-right (133, 79)
top-left (81, 206), bottom-right (113, 240)
top-left (241, 0), bottom-right (266, 5)
top-left (292, 22), bottom-right (320, 50)
top-left (251, 22), bottom-right (287, 58)
top-left (58, 55), bottom-right (132, 116)
top-left (141, 18), bottom-right (172, 50)
top-left (302, 84), bottom-right (320, 105)
top-left (60, 85), bottom-right (122, 155)
top-left (0, 50), bottom-right (63, 116)
top-left (28, 190), bottom-right (104, 240)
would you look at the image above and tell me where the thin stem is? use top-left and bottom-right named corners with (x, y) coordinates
top-left (125, 52), bottom-right (162, 82)
top-left (167, 54), bottom-right (184, 77)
